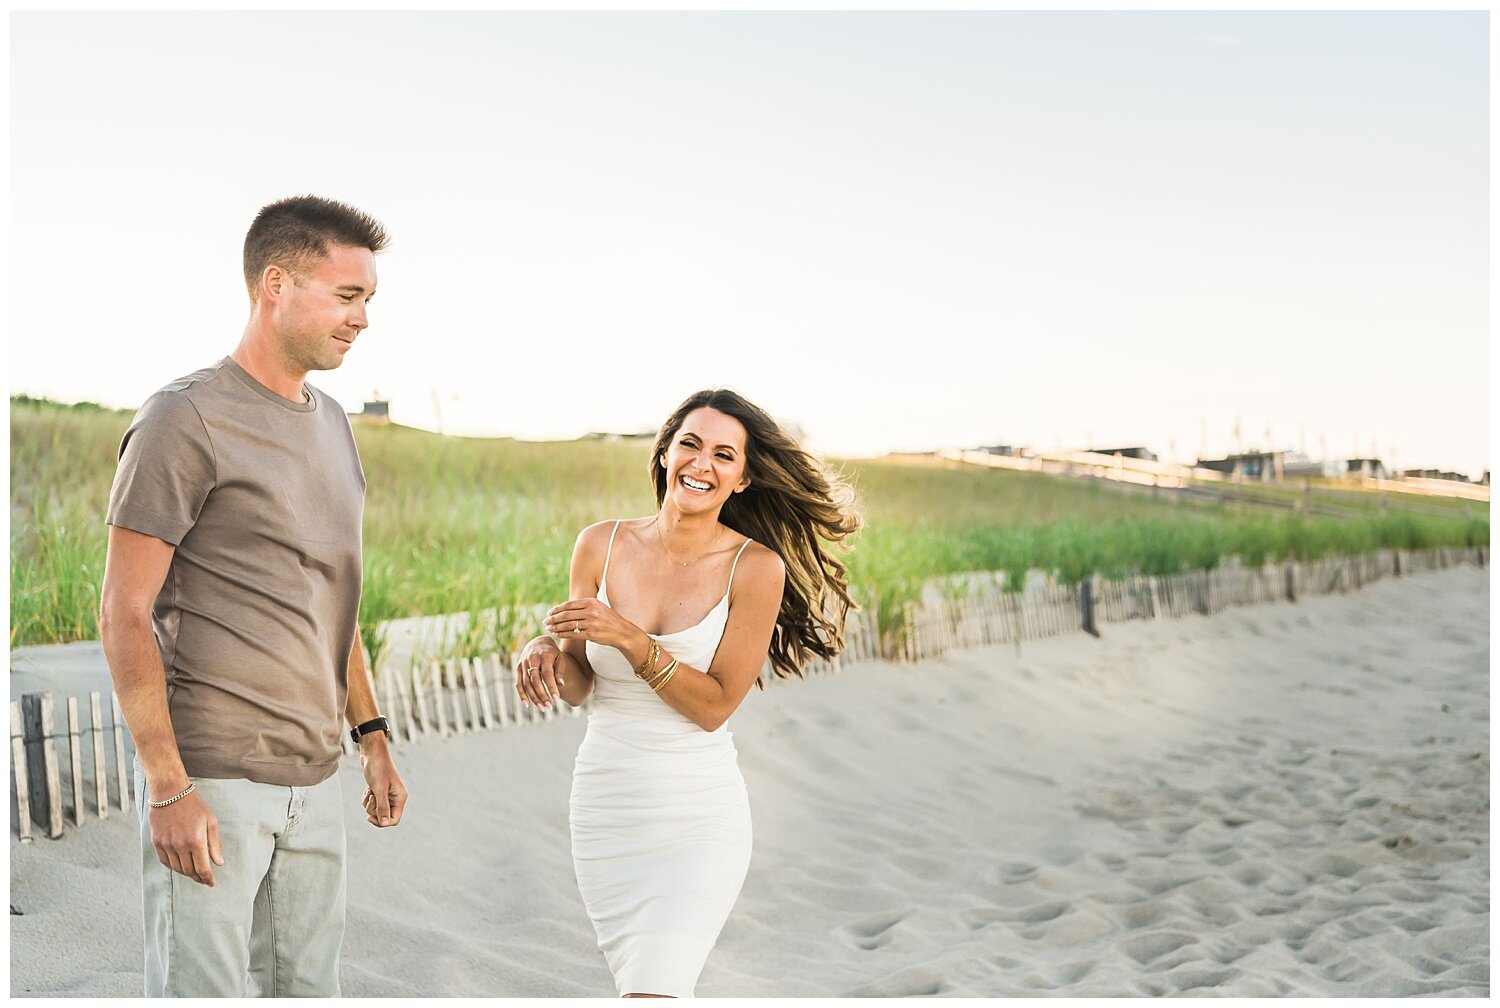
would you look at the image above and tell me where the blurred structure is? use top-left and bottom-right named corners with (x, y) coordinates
top-left (1089, 446), bottom-right (1157, 462)
top-left (351, 394), bottom-right (391, 426)
top-left (582, 431), bottom-right (656, 442)
top-left (1402, 468), bottom-right (1475, 483)
top-left (1346, 457), bottom-right (1390, 480)
top-left (1282, 454), bottom-right (1345, 479)
top-left (1196, 450), bottom-right (1287, 482)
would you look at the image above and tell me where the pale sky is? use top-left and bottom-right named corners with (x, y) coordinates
top-left (9, 11), bottom-right (1490, 474)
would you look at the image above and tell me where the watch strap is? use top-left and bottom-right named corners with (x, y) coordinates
top-left (350, 716), bottom-right (391, 743)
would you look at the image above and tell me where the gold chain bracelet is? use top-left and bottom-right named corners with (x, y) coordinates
top-left (148, 783), bottom-right (196, 809)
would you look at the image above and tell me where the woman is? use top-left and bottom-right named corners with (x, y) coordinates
top-left (514, 388), bottom-right (861, 997)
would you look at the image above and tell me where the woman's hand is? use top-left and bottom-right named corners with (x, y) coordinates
top-left (514, 636), bottom-right (566, 712)
top-left (544, 598), bottom-right (644, 655)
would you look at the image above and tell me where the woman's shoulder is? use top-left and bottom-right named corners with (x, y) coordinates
top-left (574, 517), bottom-right (654, 552)
top-left (731, 537), bottom-right (786, 588)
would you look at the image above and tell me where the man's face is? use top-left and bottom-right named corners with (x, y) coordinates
top-left (272, 244), bottom-right (378, 373)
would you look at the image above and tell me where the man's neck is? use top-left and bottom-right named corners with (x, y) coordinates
top-left (231, 332), bottom-right (308, 403)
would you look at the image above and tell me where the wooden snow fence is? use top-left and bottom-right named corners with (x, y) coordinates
top-left (11, 546), bottom-right (1487, 840)
top-left (10, 691), bottom-right (133, 842)
top-left (889, 545), bottom-right (1483, 664)
top-left (334, 651), bottom-right (574, 761)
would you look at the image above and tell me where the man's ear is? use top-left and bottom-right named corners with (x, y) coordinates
top-left (262, 264), bottom-right (290, 302)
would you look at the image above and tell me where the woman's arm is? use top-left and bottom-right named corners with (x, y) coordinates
top-left (514, 522), bottom-right (612, 711)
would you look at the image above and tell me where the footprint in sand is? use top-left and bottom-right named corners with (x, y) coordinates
top-left (1125, 873), bottom-right (1198, 897)
top-left (1051, 960), bottom-right (1096, 984)
top-left (1228, 863), bottom-right (1270, 887)
top-left (844, 965), bottom-right (945, 997)
top-left (1166, 964), bottom-right (1242, 993)
top-left (890, 852), bottom-right (948, 879)
top-left (1006, 899), bottom-right (1072, 924)
top-left (958, 906), bottom-right (1007, 931)
top-left (993, 861), bottom-right (1039, 884)
top-left (1109, 900), bottom-right (1174, 930)
top-left (1118, 929), bottom-right (1198, 966)
top-left (1089, 852), bottom-right (1127, 873)
top-left (839, 911), bottom-right (905, 950)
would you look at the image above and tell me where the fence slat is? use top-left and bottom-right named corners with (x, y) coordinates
top-left (378, 670), bottom-right (402, 747)
top-left (426, 660), bottom-right (450, 735)
top-left (473, 657), bottom-right (496, 729)
top-left (396, 667), bottom-right (418, 742)
top-left (462, 658), bottom-right (483, 730)
top-left (445, 661), bottom-right (468, 735)
top-left (66, 697), bottom-right (84, 827)
top-left (111, 693), bottom-right (130, 811)
top-left (412, 665), bottom-right (434, 737)
top-left (1081, 576), bottom-right (1100, 637)
top-left (12, 702), bottom-right (32, 843)
top-left (23, 693), bottom-right (63, 839)
top-left (89, 693), bottom-right (108, 819)
top-left (493, 657), bottom-right (514, 727)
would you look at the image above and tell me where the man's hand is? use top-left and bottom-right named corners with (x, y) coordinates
top-left (359, 737), bottom-right (407, 828)
top-left (148, 787), bottom-right (223, 886)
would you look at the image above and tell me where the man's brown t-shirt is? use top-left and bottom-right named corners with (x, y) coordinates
top-left (106, 357), bottom-right (365, 787)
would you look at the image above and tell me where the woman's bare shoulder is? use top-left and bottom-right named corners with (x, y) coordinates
top-left (733, 539), bottom-right (787, 590)
top-left (573, 517), bottom-right (656, 558)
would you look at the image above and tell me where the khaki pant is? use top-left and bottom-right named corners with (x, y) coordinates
top-left (135, 764), bottom-right (347, 997)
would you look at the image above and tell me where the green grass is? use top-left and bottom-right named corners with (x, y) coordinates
top-left (10, 397), bottom-right (1489, 657)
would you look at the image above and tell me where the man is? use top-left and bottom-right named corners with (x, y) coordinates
top-left (99, 195), bottom-right (408, 997)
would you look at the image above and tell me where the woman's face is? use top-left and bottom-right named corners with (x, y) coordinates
top-left (661, 407), bottom-right (751, 516)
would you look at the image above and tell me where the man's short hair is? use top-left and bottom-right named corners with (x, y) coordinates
top-left (243, 195), bottom-right (390, 301)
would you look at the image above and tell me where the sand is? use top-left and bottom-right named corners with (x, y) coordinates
top-left (9, 565), bottom-right (1489, 996)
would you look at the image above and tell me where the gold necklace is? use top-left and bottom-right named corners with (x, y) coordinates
top-left (654, 517), bottom-right (721, 567)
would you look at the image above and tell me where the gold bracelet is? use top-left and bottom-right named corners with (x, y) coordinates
top-left (148, 783), bottom-right (196, 809)
top-left (634, 638), bottom-right (661, 679)
top-left (644, 653), bottom-right (676, 689)
top-left (649, 659), bottom-right (679, 692)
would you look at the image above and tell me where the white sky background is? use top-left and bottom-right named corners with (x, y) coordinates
top-left (9, 11), bottom-right (1490, 474)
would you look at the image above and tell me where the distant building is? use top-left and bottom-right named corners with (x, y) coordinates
top-left (350, 397), bottom-right (390, 425)
top-left (1346, 458), bottom-right (1390, 480)
top-left (582, 430), bottom-right (657, 442)
top-left (1402, 468), bottom-right (1472, 483)
top-left (1196, 450), bottom-right (1287, 481)
top-left (1281, 455), bottom-right (1344, 479)
top-left (1088, 446), bottom-right (1157, 462)
top-left (978, 444), bottom-right (1034, 458)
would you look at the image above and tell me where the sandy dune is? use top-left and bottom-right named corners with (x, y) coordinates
top-left (9, 565), bottom-right (1488, 996)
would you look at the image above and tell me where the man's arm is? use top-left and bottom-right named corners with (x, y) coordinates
top-left (99, 524), bottom-right (223, 886)
top-left (345, 633), bottom-right (407, 827)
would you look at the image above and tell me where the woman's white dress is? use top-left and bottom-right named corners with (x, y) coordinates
top-left (571, 521), bottom-right (754, 997)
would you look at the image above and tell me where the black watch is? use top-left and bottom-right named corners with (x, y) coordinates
top-left (350, 716), bottom-right (391, 744)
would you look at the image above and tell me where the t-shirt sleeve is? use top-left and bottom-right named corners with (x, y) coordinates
top-left (106, 390), bottom-right (217, 546)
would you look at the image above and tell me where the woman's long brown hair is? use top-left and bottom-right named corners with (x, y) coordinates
top-left (651, 389), bottom-right (862, 684)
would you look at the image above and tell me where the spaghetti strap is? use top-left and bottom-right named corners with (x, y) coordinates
top-left (600, 520), bottom-right (622, 592)
top-left (725, 537), bottom-right (753, 596)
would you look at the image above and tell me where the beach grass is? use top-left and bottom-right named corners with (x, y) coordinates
top-left (10, 396), bottom-right (1488, 655)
